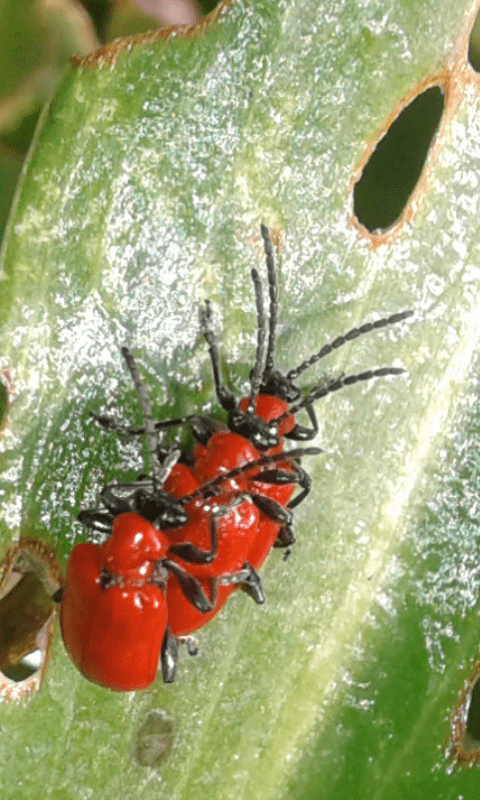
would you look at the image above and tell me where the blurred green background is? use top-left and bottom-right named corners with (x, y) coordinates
top-left (0, 0), bottom-right (221, 249)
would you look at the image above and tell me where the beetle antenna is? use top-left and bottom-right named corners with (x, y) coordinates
top-left (260, 224), bottom-right (279, 375)
top-left (181, 446), bottom-right (322, 503)
top-left (246, 267), bottom-right (268, 415)
top-left (286, 310), bottom-right (413, 382)
top-left (121, 346), bottom-right (164, 491)
top-left (274, 366), bottom-right (406, 426)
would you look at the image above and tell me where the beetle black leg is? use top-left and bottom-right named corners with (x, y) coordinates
top-left (154, 414), bottom-right (220, 446)
top-left (99, 478), bottom-right (161, 512)
top-left (99, 480), bottom-right (176, 527)
top-left (168, 516), bottom-right (219, 565)
top-left (90, 411), bottom-right (133, 435)
top-left (273, 524), bottom-right (296, 551)
top-left (99, 484), bottom-right (139, 515)
top-left (284, 402), bottom-right (319, 442)
top-left (163, 560), bottom-right (215, 613)
top-left (286, 466), bottom-right (313, 511)
top-left (248, 482), bottom-right (308, 555)
top-left (250, 464), bottom-right (315, 496)
top-left (77, 509), bottom-right (114, 534)
top-left (188, 415), bottom-right (222, 446)
top-left (92, 410), bottom-right (193, 437)
top-left (252, 461), bottom-right (313, 549)
top-left (78, 480), bottom-right (145, 534)
top-left (160, 626), bottom-right (178, 683)
top-left (220, 561), bottom-right (265, 605)
top-left (249, 492), bottom-right (294, 529)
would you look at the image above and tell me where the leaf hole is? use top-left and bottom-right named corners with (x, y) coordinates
top-left (0, 539), bottom-right (62, 701)
top-left (468, 6), bottom-right (480, 72)
top-left (450, 667), bottom-right (480, 764)
top-left (353, 85), bottom-right (445, 233)
top-left (0, 366), bottom-right (13, 433)
top-left (465, 676), bottom-right (480, 742)
top-left (0, 379), bottom-right (7, 432)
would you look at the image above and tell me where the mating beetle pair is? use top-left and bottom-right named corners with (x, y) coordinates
top-left (60, 225), bottom-right (412, 690)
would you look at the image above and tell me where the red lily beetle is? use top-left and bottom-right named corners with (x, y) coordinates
top-left (60, 514), bottom-right (171, 691)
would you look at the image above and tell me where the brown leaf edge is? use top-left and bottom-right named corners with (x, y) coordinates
top-left (71, 0), bottom-right (234, 69)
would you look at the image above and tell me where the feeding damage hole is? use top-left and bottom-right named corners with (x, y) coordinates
top-left (0, 380), bottom-right (7, 431)
top-left (0, 539), bottom-right (62, 701)
top-left (469, 7), bottom-right (480, 72)
top-left (353, 85), bottom-right (444, 233)
top-left (451, 669), bottom-right (480, 763)
top-left (131, 710), bottom-right (175, 768)
top-left (0, 368), bottom-right (13, 433)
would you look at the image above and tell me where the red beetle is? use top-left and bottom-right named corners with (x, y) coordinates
top-left (60, 511), bottom-right (220, 690)
top-left (63, 225), bottom-right (411, 690)
top-left (62, 347), bottom-right (305, 688)
top-left (60, 514), bottom-right (171, 691)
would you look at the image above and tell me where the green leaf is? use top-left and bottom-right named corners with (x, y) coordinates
top-left (1, 1), bottom-right (480, 798)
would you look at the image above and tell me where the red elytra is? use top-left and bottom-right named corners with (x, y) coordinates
top-left (190, 430), bottom-right (296, 565)
top-left (193, 429), bottom-right (295, 516)
top-left (60, 513), bottom-right (170, 691)
top-left (193, 431), bottom-right (262, 487)
top-left (248, 518), bottom-right (284, 572)
top-left (162, 460), bottom-right (261, 637)
top-left (192, 422), bottom-right (296, 572)
top-left (164, 459), bottom-right (260, 578)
